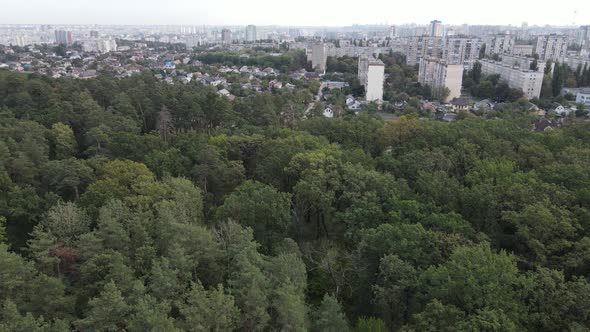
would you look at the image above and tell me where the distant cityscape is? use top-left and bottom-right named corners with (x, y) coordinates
top-left (1, 21), bottom-right (590, 116)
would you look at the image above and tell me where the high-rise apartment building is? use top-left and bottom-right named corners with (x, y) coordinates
top-left (577, 26), bottom-right (590, 46)
top-left (245, 25), bottom-right (257, 42)
top-left (430, 20), bottom-right (443, 37)
top-left (511, 44), bottom-right (534, 57)
top-left (12, 35), bottom-right (26, 47)
top-left (358, 55), bottom-right (384, 102)
top-left (221, 29), bottom-right (232, 44)
top-left (480, 58), bottom-right (544, 99)
top-left (82, 39), bottom-right (118, 53)
top-left (185, 35), bottom-right (202, 48)
top-left (535, 34), bottom-right (568, 61)
top-left (311, 42), bottom-right (327, 74)
top-left (418, 56), bottom-right (463, 102)
top-left (404, 36), bottom-right (444, 66)
top-left (55, 30), bottom-right (73, 46)
top-left (442, 37), bottom-right (481, 68)
top-left (289, 29), bottom-right (302, 38)
top-left (389, 26), bottom-right (397, 39)
top-left (484, 34), bottom-right (514, 56)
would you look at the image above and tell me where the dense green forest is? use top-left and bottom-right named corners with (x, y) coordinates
top-left (2, 68), bottom-right (590, 331)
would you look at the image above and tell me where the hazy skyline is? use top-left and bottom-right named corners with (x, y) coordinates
top-left (4, 0), bottom-right (589, 27)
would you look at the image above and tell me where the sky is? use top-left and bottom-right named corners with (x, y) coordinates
top-left (3, 0), bottom-right (589, 27)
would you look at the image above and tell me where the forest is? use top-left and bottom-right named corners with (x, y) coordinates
top-left (2, 68), bottom-right (590, 331)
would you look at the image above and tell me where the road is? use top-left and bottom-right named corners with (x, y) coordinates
top-left (304, 82), bottom-right (325, 115)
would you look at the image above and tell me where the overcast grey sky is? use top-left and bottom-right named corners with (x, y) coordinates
top-left (3, 0), bottom-right (588, 26)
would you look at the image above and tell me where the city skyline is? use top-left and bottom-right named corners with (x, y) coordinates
top-left (3, 0), bottom-right (588, 27)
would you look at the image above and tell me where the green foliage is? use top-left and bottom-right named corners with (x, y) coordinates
top-left (313, 294), bottom-right (349, 332)
top-left (0, 300), bottom-right (69, 332)
top-left (50, 123), bottom-right (76, 159)
top-left (373, 255), bottom-right (417, 329)
top-left (3, 60), bottom-right (590, 331)
top-left (128, 295), bottom-right (178, 332)
top-left (229, 252), bottom-right (271, 331)
top-left (177, 281), bottom-right (239, 331)
top-left (355, 317), bottom-right (387, 332)
top-left (43, 201), bottom-right (90, 244)
top-left (0, 216), bottom-right (6, 243)
top-left (417, 243), bottom-right (532, 328)
top-left (76, 280), bottom-right (130, 331)
top-left (216, 180), bottom-right (291, 252)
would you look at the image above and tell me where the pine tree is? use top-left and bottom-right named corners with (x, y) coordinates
top-left (268, 250), bottom-right (308, 331)
top-left (551, 62), bottom-right (564, 97)
top-left (127, 295), bottom-right (177, 332)
top-left (147, 257), bottom-right (179, 301)
top-left (0, 216), bottom-right (6, 243)
top-left (177, 281), bottom-right (239, 332)
top-left (77, 281), bottom-right (130, 331)
top-left (229, 253), bottom-right (270, 331)
top-left (0, 299), bottom-right (69, 332)
top-left (26, 225), bottom-right (59, 276)
top-left (312, 294), bottom-right (348, 332)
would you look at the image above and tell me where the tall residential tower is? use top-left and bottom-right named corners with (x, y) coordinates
top-left (430, 20), bottom-right (443, 37)
top-left (245, 25), bottom-right (257, 42)
top-left (358, 55), bottom-right (385, 102)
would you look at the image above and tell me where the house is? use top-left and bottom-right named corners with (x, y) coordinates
top-left (523, 101), bottom-right (539, 112)
top-left (290, 72), bottom-right (304, 80)
top-left (346, 95), bottom-right (355, 106)
top-left (304, 71), bottom-right (320, 80)
top-left (473, 99), bottom-right (494, 111)
top-left (550, 105), bottom-right (573, 116)
top-left (79, 70), bottom-right (97, 79)
top-left (349, 101), bottom-right (362, 111)
top-left (421, 101), bottom-right (436, 113)
top-left (269, 80), bottom-right (283, 89)
top-left (323, 107), bottom-right (334, 118)
top-left (449, 97), bottom-right (473, 112)
top-left (442, 113), bottom-right (458, 122)
top-left (163, 61), bottom-right (176, 69)
top-left (324, 81), bottom-right (349, 90)
top-left (210, 78), bottom-right (227, 87)
top-left (346, 95), bottom-right (362, 111)
top-left (217, 88), bottom-right (236, 101)
top-left (218, 89), bottom-right (231, 97)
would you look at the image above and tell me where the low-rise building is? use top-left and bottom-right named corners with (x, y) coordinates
top-left (576, 89), bottom-right (590, 108)
top-left (449, 97), bottom-right (473, 111)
